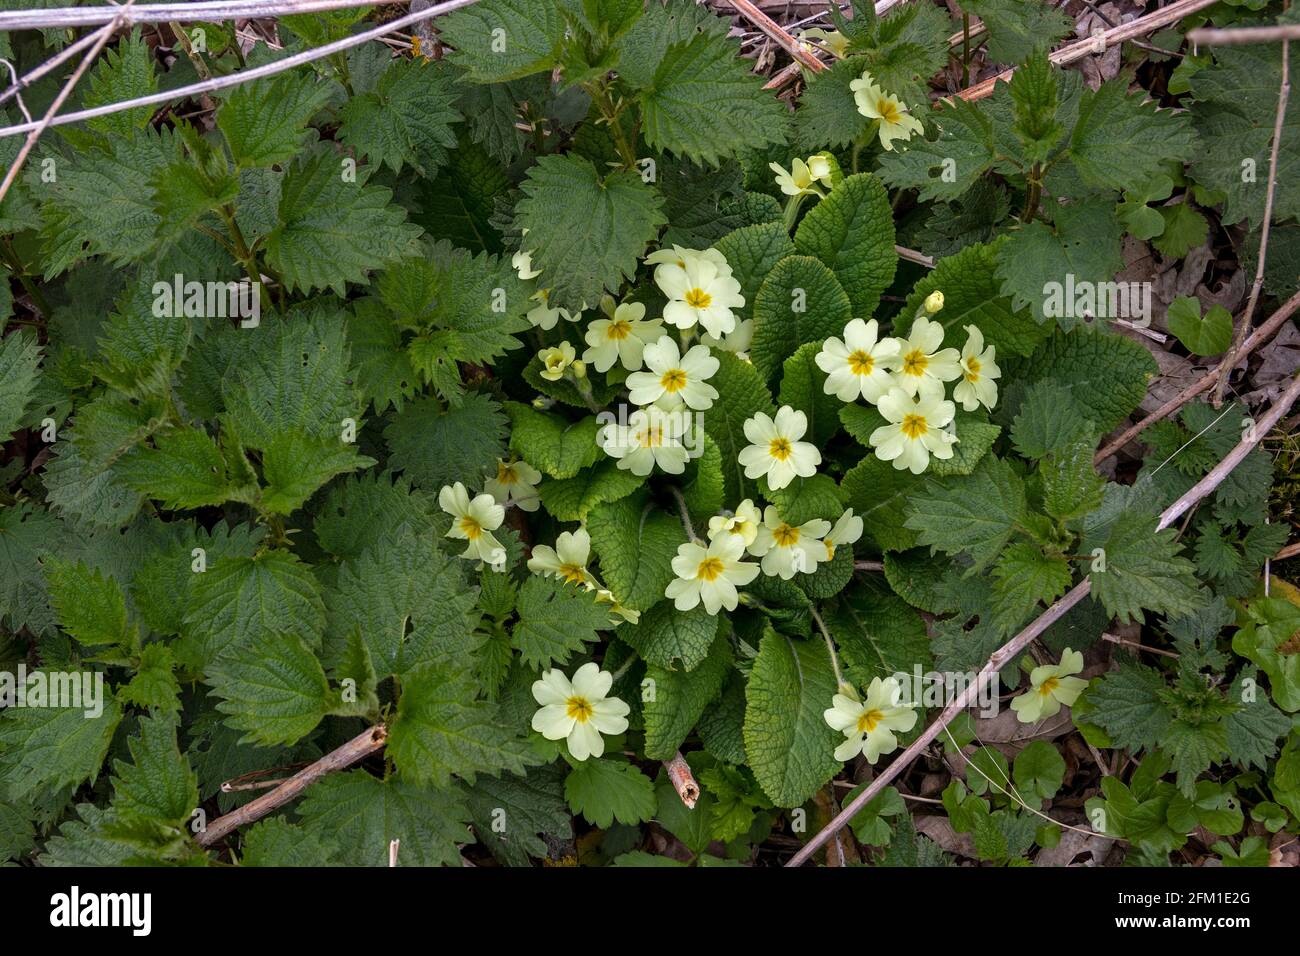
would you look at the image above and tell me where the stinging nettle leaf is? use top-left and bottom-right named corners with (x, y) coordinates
top-left (513, 154), bottom-right (666, 311)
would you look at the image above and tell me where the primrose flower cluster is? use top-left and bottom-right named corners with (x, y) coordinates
top-left (815, 291), bottom-right (1001, 475)
top-left (665, 496), bottom-right (864, 616)
top-left (518, 241), bottom-right (759, 480)
top-left (442, 232), bottom-right (1000, 765)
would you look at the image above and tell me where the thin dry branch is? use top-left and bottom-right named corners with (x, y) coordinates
top-left (0, 28), bottom-right (105, 108)
top-left (896, 244), bottom-right (935, 268)
top-left (663, 752), bottom-right (700, 809)
top-left (1095, 289), bottom-right (1300, 463)
top-left (197, 724), bottom-right (389, 848)
top-left (727, 0), bottom-right (828, 73)
top-left (0, 0), bottom-right (402, 31)
top-left (787, 370), bottom-right (1300, 867)
top-left (955, 0), bottom-right (1222, 102)
top-left (0, 11), bottom-right (126, 206)
top-left (0, 0), bottom-right (481, 138)
top-left (1213, 39), bottom-right (1290, 405)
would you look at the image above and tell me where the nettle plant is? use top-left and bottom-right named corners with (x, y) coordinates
top-left (0, 0), bottom-right (1296, 867)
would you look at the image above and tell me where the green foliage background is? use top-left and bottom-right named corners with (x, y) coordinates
top-left (0, 0), bottom-right (1297, 867)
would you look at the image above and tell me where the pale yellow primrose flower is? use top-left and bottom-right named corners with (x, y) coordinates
top-left (538, 341), bottom-right (577, 381)
top-left (665, 533), bottom-right (760, 615)
top-left (646, 244), bottom-right (734, 278)
top-left (748, 506), bottom-right (831, 580)
top-left (816, 318), bottom-right (901, 404)
top-left (869, 382), bottom-right (958, 475)
top-left (1011, 648), bottom-right (1088, 724)
top-left (655, 255), bottom-right (745, 339)
top-left (512, 250), bottom-right (541, 282)
top-left (806, 153), bottom-right (834, 186)
top-left (512, 228), bottom-right (542, 280)
top-left (531, 663), bottom-right (629, 761)
top-left (850, 71), bottom-right (924, 151)
top-left (769, 157), bottom-right (826, 199)
top-left (581, 301), bottom-right (663, 373)
top-left (924, 290), bottom-right (945, 314)
top-left (438, 482), bottom-right (506, 564)
top-left (485, 458), bottom-right (542, 513)
top-left (527, 528), bottom-right (598, 588)
top-left (701, 317), bottom-right (754, 360)
top-left (800, 27), bottom-right (849, 59)
top-left (527, 289), bottom-right (582, 330)
top-left (893, 314), bottom-right (962, 396)
top-left (600, 405), bottom-right (690, 476)
top-left (824, 676), bottom-right (918, 763)
top-left (737, 405), bottom-right (821, 491)
top-left (626, 335), bottom-right (719, 411)
top-left (952, 325), bottom-right (1001, 412)
top-left (823, 508), bottom-right (864, 561)
top-left (593, 588), bottom-right (640, 625)
top-left (707, 498), bottom-right (762, 548)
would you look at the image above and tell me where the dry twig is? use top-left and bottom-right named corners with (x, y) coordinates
top-left (1094, 290), bottom-right (1300, 463)
top-left (0, 9), bottom-right (128, 206)
top-left (954, 0), bottom-right (1222, 102)
top-left (197, 725), bottom-right (388, 848)
top-left (0, 0), bottom-right (403, 31)
top-left (1213, 39), bottom-right (1290, 404)
top-left (0, 0), bottom-right (481, 138)
top-left (663, 752), bottom-right (700, 809)
top-left (727, 0), bottom-right (828, 74)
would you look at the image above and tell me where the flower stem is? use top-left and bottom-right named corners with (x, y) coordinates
top-left (1021, 164), bottom-right (1043, 222)
top-left (810, 604), bottom-right (848, 692)
top-left (170, 21), bottom-right (211, 81)
top-left (667, 484), bottom-right (701, 544)
top-left (586, 81), bottom-right (638, 171)
top-left (782, 192), bottom-right (807, 232)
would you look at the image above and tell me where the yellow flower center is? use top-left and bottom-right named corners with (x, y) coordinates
top-left (768, 437), bottom-right (792, 461)
top-left (900, 414), bottom-right (928, 440)
top-left (684, 288), bottom-right (712, 309)
top-left (606, 319), bottom-right (632, 341)
top-left (496, 462), bottom-right (517, 485)
top-left (565, 696), bottom-right (593, 723)
top-left (901, 348), bottom-right (928, 376)
top-left (773, 523), bottom-right (800, 547)
top-left (559, 563), bottom-right (587, 585)
top-left (546, 354), bottom-right (567, 372)
top-left (697, 557), bottom-right (725, 582)
top-left (639, 425), bottom-right (664, 448)
top-left (1039, 676), bottom-right (1060, 697)
top-left (856, 709), bottom-right (884, 733)
top-left (965, 357), bottom-right (981, 383)
top-left (825, 540), bottom-right (836, 560)
top-left (848, 350), bottom-right (874, 375)
top-left (458, 516), bottom-right (482, 540)
top-left (660, 368), bottom-right (687, 392)
top-left (877, 98), bottom-right (902, 125)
